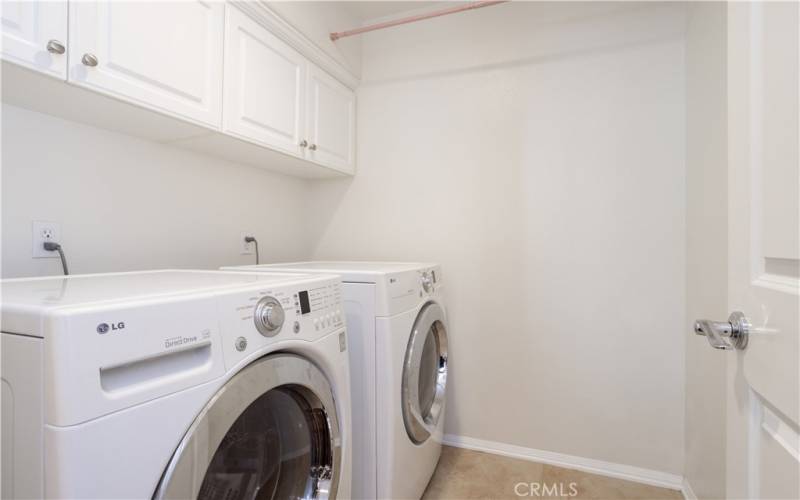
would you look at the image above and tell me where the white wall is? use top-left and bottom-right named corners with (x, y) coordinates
top-left (0, 1), bottom-right (363, 279)
top-left (684, 3), bottom-right (728, 498)
top-left (1, 105), bottom-right (311, 278)
top-left (309, 2), bottom-right (687, 475)
top-left (267, 1), bottom-right (362, 78)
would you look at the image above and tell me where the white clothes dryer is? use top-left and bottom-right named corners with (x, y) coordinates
top-left (222, 262), bottom-right (449, 500)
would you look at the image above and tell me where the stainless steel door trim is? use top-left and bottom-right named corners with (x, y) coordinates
top-left (402, 302), bottom-right (449, 444)
top-left (153, 353), bottom-right (341, 499)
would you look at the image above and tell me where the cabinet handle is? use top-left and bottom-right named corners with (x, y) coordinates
top-left (81, 53), bottom-right (99, 67)
top-left (46, 40), bottom-right (66, 55)
top-left (308, 144), bottom-right (317, 151)
top-left (299, 140), bottom-right (308, 148)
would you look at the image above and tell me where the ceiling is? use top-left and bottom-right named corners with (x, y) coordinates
top-left (336, 1), bottom-right (449, 23)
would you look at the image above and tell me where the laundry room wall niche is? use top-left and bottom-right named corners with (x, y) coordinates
top-left (308, 1), bottom-right (688, 482)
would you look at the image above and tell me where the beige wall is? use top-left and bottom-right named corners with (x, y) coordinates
top-left (1, 105), bottom-right (311, 278)
top-left (309, 2), bottom-right (687, 475)
top-left (684, 3), bottom-right (728, 498)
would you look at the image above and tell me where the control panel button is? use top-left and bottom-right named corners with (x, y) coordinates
top-left (421, 272), bottom-right (433, 293)
top-left (293, 321), bottom-right (301, 334)
top-left (235, 336), bottom-right (248, 352)
top-left (254, 296), bottom-right (285, 337)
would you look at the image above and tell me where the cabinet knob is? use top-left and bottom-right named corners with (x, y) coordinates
top-left (299, 139), bottom-right (308, 148)
top-left (46, 40), bottom-right (65, 55)
top-left (81, 53), bottom-right (99, 67)
top-left (309, 143), bottom-right (317, 151)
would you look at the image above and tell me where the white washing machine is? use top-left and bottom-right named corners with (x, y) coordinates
top-left (222, 262), bottom-right (449, 500)
top-left (1, 269), bottom-right (351, 499)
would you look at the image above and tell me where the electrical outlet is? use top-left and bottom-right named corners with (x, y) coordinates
top-left (32, 220), bottom-right (61, 258)
top-left (241, 232), bottom-right (254, 255)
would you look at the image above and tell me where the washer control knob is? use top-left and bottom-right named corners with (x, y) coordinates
top-left (254, 296), bottom-right (284, 336)
top-left (421, 272), bottom-right (433, 293)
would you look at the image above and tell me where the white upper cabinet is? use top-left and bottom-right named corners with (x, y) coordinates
top-left (1, 1), bottom-right (68, 78)
top-left (1, 1), bottom-right (356, 177)
top-left (223, 5), bottom-right (306, 157)
top-left (68, 1), bottom-right (224, 128)
top-left (306, 65), bottom-right (356, 173)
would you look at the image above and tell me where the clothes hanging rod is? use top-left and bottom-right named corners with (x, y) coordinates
top-left (330, 1), bottom-right (509, 41)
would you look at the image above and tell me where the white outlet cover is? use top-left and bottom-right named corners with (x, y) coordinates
top-left (240, 232), bottom-right (254, 255)
top-left (32, 220), bottom-right (61, 258)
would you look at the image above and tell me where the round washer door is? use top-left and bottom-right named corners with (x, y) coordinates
top-left (153, 354), bottom-right (341, 500)
top-left (402, 302), bottom-right (449, 444)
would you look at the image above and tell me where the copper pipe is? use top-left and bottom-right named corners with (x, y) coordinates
top-left (330, 1), bottom-right (509, 41)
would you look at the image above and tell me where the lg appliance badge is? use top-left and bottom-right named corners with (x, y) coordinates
top-left (97, 322), bottom-right (125, 334)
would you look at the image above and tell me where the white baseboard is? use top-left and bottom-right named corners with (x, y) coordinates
top-left (681, 477), bottom-right (697, 500)
top-left (442, 434), bottom-right (684, 492)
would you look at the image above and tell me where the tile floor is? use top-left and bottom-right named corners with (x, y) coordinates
top-left (422, 447), bottom-right (683, 500)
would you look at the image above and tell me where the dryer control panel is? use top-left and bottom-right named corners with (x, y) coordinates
top-left (218, 275), bottom-right (344, 369)
top-left (297, 282), bottom-right (344, 332)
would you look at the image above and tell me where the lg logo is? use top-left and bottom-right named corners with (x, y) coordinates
top-left (97, 322), bottom-right (125, 334)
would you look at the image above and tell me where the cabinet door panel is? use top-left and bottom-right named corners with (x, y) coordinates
top-left (69, 1), bottom-right (223, 128)
top-left (1, 1), bottom-right (67, 78)
top-left (306, 66), bottom-right (355, 173)
top-left (224, 6), bottom-right (305, 157)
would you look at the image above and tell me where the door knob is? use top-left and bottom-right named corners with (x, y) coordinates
top-left (81, 53), bottom-right (98, 67)
top-left (308, 143), bottom-right (317, 151)
top-left (694, 311), bottom-right (750, 350)
top-left (299, 140), bottom-right (308, 148)
top-left (46, 40), bottom-right (65, 55)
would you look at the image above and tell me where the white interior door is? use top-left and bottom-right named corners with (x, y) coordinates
top-left (1, 0), bottom-right (67, 78)
top-left (68, 1), bottom-right (223, 128)
top-left (306, 65), bottom-right (356, 173)
top-left (223, 5), bottom-right (306, 158)
top-left (726, 2), bottom-right (799, 498)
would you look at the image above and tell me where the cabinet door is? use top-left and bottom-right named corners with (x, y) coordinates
top-left (69, 1), bottom-right (223, 128)
top-left (1, 1), bottom-right (68, 78)
top-left (223, 5), bottom-right (306, 158)
top-left (306, 65), bottom-right (356, 173)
